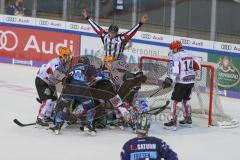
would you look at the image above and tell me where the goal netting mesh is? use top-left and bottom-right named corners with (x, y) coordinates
top-left (139, 56), bottom-right (239, 128)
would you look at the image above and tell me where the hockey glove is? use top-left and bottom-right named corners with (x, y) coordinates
top-left (63, 75), bottom-right (72, 85)
top-left (136, 71), bottom-right (147, 83)
top-left (162, 77), bottom-right (173, 89)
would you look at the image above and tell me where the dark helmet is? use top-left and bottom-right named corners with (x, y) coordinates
top-left (86, 65), bottom-right (97, 77)
top-left (78, 56), bottom-right (90, 65)
top-left (108, 24), bottom-right (119, 34)
top-left (136, 114), bottom-right (151, 135)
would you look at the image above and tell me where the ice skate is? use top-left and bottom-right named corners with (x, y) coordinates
top-left (49, 122), bottom-right (63, 135)
top-left (164, 119), bottom-right (177, 131)
top-left (179, 116), bottom-right (192, 128)
top-left (85, 123), bottom-right (97, 136)
top-left (36, 118), bottom-right (49, 127)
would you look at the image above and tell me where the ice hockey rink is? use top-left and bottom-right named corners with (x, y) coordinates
top-left (1, 62), bottom-right (240, 160)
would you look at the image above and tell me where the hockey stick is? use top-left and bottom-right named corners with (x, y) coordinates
top-left (145, 100), bottom-right (170, 115)
top-left (105, 100), bottom-right (170, 127)
top-left (36, 97), bottom-right (42, 104)
top-left (149, 87), bottom-right (163, 97)
top-left (13, 119), bottom-right (36, 127)
top-left (52, 100), bottom-right (170, 130)
top-left (107, 100), bottom-right (170, 123)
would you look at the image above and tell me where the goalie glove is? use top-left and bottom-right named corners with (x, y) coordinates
top-left (162, 77), bottom-right (173, 89)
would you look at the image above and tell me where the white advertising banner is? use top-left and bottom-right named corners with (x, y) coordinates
top-left (35, 18), bottom-right (66, 29)
top-left (0, 14), bottom-right (4, 22)
top-left (2, 15), bottom-right (35, 26)
top-left (66, 21), bottom-right (92, 33)
top-left (174, 36), bottom-right (214, 50)
top-left (135, 31), bottom-right (174, 44)
top-left (80, 35), bottom-right (104, 58)
top-left (81, 35), bottom-right (170, 64)
top-left (124, 42), bottom-right (169, 63)
top-left (213, 41), bottom-right (240, 54)
top-left (0, 14), bottom-right (239, 56)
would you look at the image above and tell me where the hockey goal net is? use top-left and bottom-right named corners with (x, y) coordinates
top-left (139, 56), bottom-right (238, 128)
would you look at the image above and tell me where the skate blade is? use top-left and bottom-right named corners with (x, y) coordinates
top-left (119, 126), bottom-right (125, 130)
top-left (163, 126), bottom-right (177, 131)
top-left (83, 127), bottom-right (97, 136)
top-left (85, 130), bottom-right (97, 136)
top-left (49, 127), bottom-right (61, 135)
top-left (35, 124), bottom-right (49, 129)
top-left (107, 125), bottom-right (116, 129)
top-left (179, 123), bottom-right (192, 128)
top-left (54, 130), bottom-right (60, 135)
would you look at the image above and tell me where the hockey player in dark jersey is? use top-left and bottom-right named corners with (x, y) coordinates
top-left (121, 114), bottom-right (178, 160)
top-left (50, 57), bottom-right (98, 135)
top-left (82, 9), bottom-right (148, 69)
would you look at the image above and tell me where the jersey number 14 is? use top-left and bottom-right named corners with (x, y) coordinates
top-left (184, 60), bottom-right (193, 72)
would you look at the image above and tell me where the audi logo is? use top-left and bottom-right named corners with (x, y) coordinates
top-left (221, 44), bottom-right (232, 51)
top-left (0, 31), bottom-right (18, 51)
top-left (141, 34), bottom-right (151, 40)
top-left (6, 17), bottom-right (17, 22)
top-left (70, 24), bottom-right (80, 29)
top-left (39, 20), bottom-right (49, 26)
top-left (180, 39), bottom-right (190, 45)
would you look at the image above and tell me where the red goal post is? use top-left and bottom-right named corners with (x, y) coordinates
top-left (139, 56), bottom-right (218, 127)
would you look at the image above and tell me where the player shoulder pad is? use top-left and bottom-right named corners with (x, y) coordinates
top-left (171, 53), bottom-right (181, 61)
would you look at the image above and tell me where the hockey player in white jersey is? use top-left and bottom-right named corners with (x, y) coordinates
top-left (35, 47), bottom-right (72, 126)
top-left (162, 41), bottom-right (200, 130)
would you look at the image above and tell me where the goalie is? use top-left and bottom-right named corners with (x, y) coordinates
top-left (162, 41), bottom-right (200, 130)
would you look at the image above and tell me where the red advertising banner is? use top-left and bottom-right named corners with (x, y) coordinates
top-left (0, 26), bottom-right (80, 62)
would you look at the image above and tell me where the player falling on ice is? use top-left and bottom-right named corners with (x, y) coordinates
top-left (50, 57), bottom-right (98, 135)
top-left (162, 41), bottom-right (200, 131)
top-left (121, 114), bottom-right (178, 160)
top-left (35, 47), bottom-right (72, 126)
top-left (82, 9), bottom-right (148, 73)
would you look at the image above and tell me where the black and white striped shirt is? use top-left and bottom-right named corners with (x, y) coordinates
top-left (87, 18), bottom-right (143, 59)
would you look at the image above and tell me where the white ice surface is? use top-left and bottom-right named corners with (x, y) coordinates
top-left (1, 63), bottom-right (240, 160)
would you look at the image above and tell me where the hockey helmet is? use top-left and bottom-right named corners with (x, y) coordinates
top-left (86, 65), bottom-right (97, 77)
top-left (136, 114), bottom-right (151, 135)
top-left (59, 47), bottom-right (72, 57)
top-left (78, 56), bottom-right (90, 65)
top-left (108, 24), bottom-right (119, 34)
top-left (169, 40), bottom-right (182, 50)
